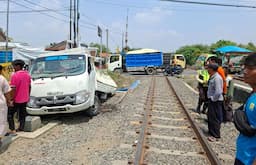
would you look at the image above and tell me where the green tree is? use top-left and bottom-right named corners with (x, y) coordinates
top-left (89, 42), bottom-right (110, 54)
top-left (176, 44), bottom-right (210, 65)
top-left (121, 46), bottom-right (141, 52)
top-left (175, 40), bottom-right (256, 65)
top-left (210, 40), bottom-right (237, 52)
top-left (0, 28), bottom-right (13, 42)
top-left (239, 42), bottom-right (256, 52)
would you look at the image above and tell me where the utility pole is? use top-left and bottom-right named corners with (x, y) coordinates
top-left (125, 8), bottom-right (128, 52)
top-left (5, 0), bottom-right (10, 62)
top-left (122, 32), bottom-right (124, 51)
top-left (106, 29), bottom-right (109, 53)
top-left (76, 0), bottom-right (79, 47)
top-left (97, 26), bottom-right (102, 56)
top-left (69, 0), bottom-right (73, 48)
top-left (100, 33), bottom-right (103, 55)
top-left (73, 0), bottom-right (77, 47)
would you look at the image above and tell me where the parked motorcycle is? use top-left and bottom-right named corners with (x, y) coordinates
top-left (163, 65), bottom-right (182, 76)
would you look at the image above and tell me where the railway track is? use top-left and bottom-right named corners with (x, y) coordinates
top-left (127, 76), bottom-right (221, 165)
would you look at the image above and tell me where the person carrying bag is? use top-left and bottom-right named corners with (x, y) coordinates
top-left (234, 53), bottom-right (256, 165)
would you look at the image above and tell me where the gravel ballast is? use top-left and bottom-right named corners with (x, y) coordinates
top-left (0, 74), bottom-right (238, 165)
top-left (168, 76), bottom-right (238, 165)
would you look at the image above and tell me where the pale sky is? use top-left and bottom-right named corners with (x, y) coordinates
top-left (0, 0), bottom-right (256, 52)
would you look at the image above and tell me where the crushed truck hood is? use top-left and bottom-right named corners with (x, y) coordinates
top-left (31, 75), bottom-right (89, 97)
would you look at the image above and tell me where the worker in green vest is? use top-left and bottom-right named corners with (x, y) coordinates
top-left (196, 62), bottom-right (210, 114)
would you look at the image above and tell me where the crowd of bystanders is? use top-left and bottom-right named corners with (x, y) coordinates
top-left (0, 59), bottom-right (31, 147)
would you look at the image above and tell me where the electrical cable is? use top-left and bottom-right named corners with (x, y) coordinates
top-left (9, 0), bottom-right (96, 31)
top-left (87, 0), bottom-right (256, 12)
top-left (3, 0), bottom-right (125, 36)
top-left (22, 0), bottom-right (98, 28)
top-left (0, 9), bottom-right (69, 13)
top-left (161, 0), bottom-right (256, 9)
top-left (4, 0), bottom-right (126, 47)
top-left (10, 0), bottom-right (68, 22)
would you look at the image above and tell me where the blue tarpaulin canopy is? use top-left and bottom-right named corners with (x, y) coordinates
top-left (214, 46), bottom-right (252, 54)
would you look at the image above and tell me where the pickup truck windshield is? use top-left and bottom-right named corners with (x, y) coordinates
top-left (30, 55), bottom-right (86, 79)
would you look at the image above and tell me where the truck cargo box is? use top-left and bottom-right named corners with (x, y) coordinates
top-left (0, 51), bottom-right (12, 63)
top-left (125, 52), bottom-right (163, 67)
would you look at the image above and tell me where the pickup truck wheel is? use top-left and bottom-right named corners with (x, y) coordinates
top-left (86, 96), bottom-right (101, 117)
top-left (146, 68), bottom-right (156, 75)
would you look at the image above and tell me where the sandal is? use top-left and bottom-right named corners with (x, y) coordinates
top-left (5, 132), bottom-right (17, 137)
top-left (208, 136), bottom-right (217, 142)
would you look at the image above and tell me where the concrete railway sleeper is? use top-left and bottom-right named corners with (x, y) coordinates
top-left (128, 76), bottom-right (221, 165)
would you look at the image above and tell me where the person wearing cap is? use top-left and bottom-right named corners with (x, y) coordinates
top-left (8, 59), bottom-right (31, 132)
top-left (235, 53), bottom-right (256, 165)
top-left (207, 63), bottom-right (224, 142)
top-left (0, 65), bottom-right (12, 146)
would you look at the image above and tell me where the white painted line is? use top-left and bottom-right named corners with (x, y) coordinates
top-left (218, 153), bottom-right (234, 161)
top-left (125, 131), bottom-right (196, 142)
top-left (17, 121), bottom-right (60, 139)
top-left (148, 147), bottom-right (205, 158)
top-left (183, 80), bottom-right (252, 94)
top-left (183, 82), bottom-right (199, 94)
top-left (112, 160), bottom-right (128, 165)
top-left (152, 116), bottom-right (185, 121)
top-left (120, 143), bottom-right (133, 149)
top-left (152, 110), bottom-right (181, 114)
top-left (152, 124), bottom-right (189, 129)
top-left (234, 83), bottom-right (252, 91)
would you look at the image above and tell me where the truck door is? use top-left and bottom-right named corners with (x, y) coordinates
top-left (108, 55), bottom-right (121, 72)
top-left (88, 56), bottom-right (96, 105)
top-left (176, 55), bottom-right (186, 69)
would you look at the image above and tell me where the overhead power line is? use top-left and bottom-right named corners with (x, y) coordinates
top-left (3, 0), bottom-right (124, 37)
top-left (87, 0), bottom-right (256, 13)
top-left (5, 0), bottom-right (123, 47)
top-left (0, 9), bottom-right (69, 13)
top-left (24, 0), bottom-right (124, 35)
top-left (10, 0), bottom-right (68, 22)
top-left (9, 0), bottom-right (96, 31)
top-left (161, 0), bottom-right (256, 9)
top-left (22, 0), bottom-right (98, 28)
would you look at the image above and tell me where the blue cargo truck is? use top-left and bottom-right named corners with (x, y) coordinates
top-left (0, 51), bottom-right (12, 63)
top-left (126, 51), bottom-right (163, 74)
top-left (108, 49), bottom-right (164, 75)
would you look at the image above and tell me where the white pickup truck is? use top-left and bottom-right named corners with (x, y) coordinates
top-left (26, 48), bottom-right (100, 116)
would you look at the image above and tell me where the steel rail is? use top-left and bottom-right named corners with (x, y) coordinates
top-left (132, 77), bottom-right (155, 165)
top-left (165, 76), bottom-right (221, 165)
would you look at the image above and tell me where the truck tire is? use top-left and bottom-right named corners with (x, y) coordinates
top-left (146, 68), bottom-right (156, 75)
top-left (86, 96), bottom-right (101, 117)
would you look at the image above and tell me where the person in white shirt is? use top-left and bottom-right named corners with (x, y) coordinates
top-left (0, 65), bottom-right (12, 146)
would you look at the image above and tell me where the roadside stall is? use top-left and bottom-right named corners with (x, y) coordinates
top-left (0, 43), bottom-right (46, 80)
top-left (214, 45), bottom-right (252, 74)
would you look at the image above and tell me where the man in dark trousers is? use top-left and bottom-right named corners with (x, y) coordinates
top-left (8, 60), bottom-right (31, 132)
top-left (207, 63), bottom-right (224, 142)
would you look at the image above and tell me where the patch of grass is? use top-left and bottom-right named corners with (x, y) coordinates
top-left (107, 71), bottom-right (135, 88)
